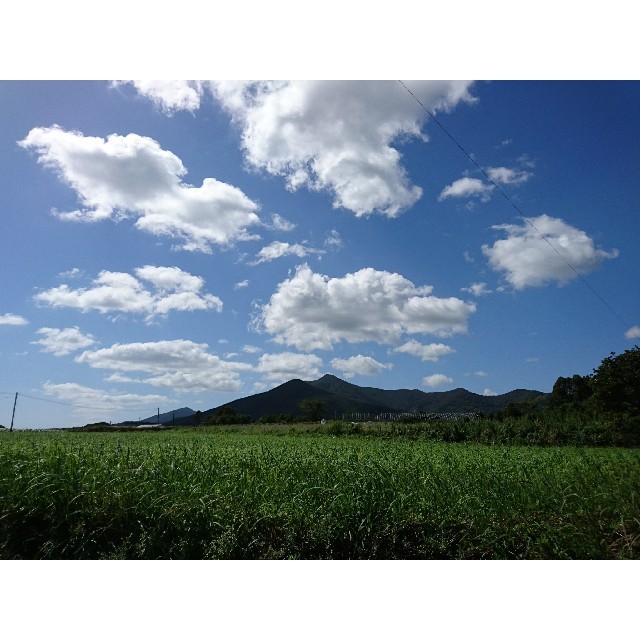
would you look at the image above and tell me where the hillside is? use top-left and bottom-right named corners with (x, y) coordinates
top-left (309, 374), bottom-right (546, 414)
top-left (205, 374), bottom-right (547, 422)
top-left (207, 379), bottom-right (390, 421)
top-left (120, 407), bottom-right (195, 426)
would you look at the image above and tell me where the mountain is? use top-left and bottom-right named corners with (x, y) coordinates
top-left (205, 379), bottom-right (391, 421)
top-left (205, 374), bottom-right (547, 421)
top-left (309, 374), bottom-right (547, 414)
top-left (122, 407), bottom-right (195, 426)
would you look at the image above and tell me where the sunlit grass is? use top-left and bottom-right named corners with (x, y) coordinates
top-left (1, 429), bottom-right (638, 559)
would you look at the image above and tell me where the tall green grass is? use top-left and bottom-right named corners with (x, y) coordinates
top-left (1, 430), bottom-right (638, 559)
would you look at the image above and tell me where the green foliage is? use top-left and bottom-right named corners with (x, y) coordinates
top-left (257, 413), bottom-right (299, 424)
top-left (298, 398), bottom-right (327, 421)
top-left (1, 430), bottom-right (639, 559)
top-left (590, 346), bottom-right (640, 417)
top-left (550, 374), bottom-right (593, 408)
top-left (205, 406), bottom-right (253, 426)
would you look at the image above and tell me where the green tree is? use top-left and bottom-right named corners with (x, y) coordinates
top-left (298, 398), bottom-right (327, 421)
top-left (590, 346), bottom-right (640, 416)
top-left (550, 374), bottom-right (593, 408)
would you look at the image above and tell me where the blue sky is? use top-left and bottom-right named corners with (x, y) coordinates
top-left (1, 80), bottom-right (638, 428)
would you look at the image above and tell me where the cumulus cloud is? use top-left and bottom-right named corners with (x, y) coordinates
top-left (483, 388), bottom-right (498, 396)
top-left (211, 80), bottom-right (475, 217)
top-left (625, 326), bottom-right (640, 340)
top-left (32, 327), bottom-right (96, 356)
top-left (43, 381), bottom-right (167, 413)
top-left (393, 340), bottom-right (455, 362)
top-left (331, 355), bottom-right (391, 378)
top-left (439, 177), bottom-right (494, 202)
top-left (394, 340), bottom-right (455, 362)
top-left (0, 313), bottom-right (28, 326)
top-left (75, 340), bottom-right (252, 393)
top-left (482, 214), bottom-right (618, 289)
top-left (460, 282), bottom-right (492, 297)
top-left (255, 352), bottom-right (323, 382)
top-left (422, 374), bottom-right (453, 389)
top-left (34, 265), bottom-right (222, 320)
top-left (254, 264), bottom-right (476, 351)
top-left (114, 80), bottom-right (205, 114)
top-left (18, 125), bottom-right (261, 252)
top-left (251, 241), bottom-right (324, 265)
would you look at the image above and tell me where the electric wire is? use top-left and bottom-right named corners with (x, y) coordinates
top-left (3, 391), bottom-right (164, 413)
top-left (398, 80), bottom-right (628, 328)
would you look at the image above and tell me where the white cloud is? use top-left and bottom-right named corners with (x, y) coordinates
top-left (331, 355), bottom-right (391, 378)
top-left (57, 267), bottom-right (83, 279)
top-left (115, 80), bottom-right (205, 114)
top-left (19, 125), bottom-right (261, 252)
top-left (75, 340), bottom-right (252, 393)
top-left (256, 352), bottom-right (323, 382)
top-left (439, 165), bottom-right (531, 204)
top-left (482, 214), bottom-right (618, 289)
top-left (264, 213), bottom-right (296, 232)
top-left (438, 177), bottom-right (494, 202)
top-left (324, 229), bottom-right (343, 249)
top-left (461, 282), bottom-right (492, 297)
top-left (255, 264), bottom-right (476, 351)
top-left (234, 279), bottom-right (250, 289)
top-left (471, 370), bottom-right (489, 377)
top-left (242, 345), bottom-right (263, 354)
top-left (0, 313), bottom-right (28, 326)
top-left (624, 326), bottom-right (640, 340)
top-left (211, 80), bottom-right (475, 217)
top-left (34, 265), bottom-right (222, 320)
top-left (32, 326), bottom-right (96, 356)
top-left (43, 381), bottom-right (167, 413)
top-left (393, 340), bottom-right (455, 362)
top-left (483, 388), bottom-right (498, 396)
top-left (251, 241), bottom-right (323, 264)
top-left (422, 374), bottom-right (453, 389)
top-left (486, 166), bottom-right (532, 185)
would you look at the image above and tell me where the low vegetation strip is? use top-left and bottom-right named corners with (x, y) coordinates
top-left (1, 429), bottom-right (639, 559)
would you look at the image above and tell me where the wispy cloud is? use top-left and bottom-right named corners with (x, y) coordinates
top-left (251, 241), bottom-right (324, 265)
top-left (625, 326), bottom-right (640, 340)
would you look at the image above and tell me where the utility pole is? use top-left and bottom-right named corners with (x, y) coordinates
top-left (9, 392), bottom-right (18, 432)
top-left (157, 407), bottom-right (160, 425)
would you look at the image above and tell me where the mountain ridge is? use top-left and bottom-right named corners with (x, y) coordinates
top-left (205, 374), bottom-right (547, 421)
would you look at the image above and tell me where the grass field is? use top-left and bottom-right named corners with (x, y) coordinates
top-left (1, 427), bottom-right (639, 559)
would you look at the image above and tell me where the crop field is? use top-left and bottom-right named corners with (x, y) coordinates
top-left (1, 427), bottom-right (639, 559)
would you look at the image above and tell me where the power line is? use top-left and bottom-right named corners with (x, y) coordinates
top-left (398, 80), bottom-right (628, 328)
top-left (3, 391), bottom-right (165, 413)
